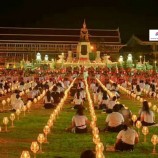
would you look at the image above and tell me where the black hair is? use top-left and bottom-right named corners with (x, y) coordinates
top-left (136, 85), bottom-right (141, 92)
top-left (76, 107), bottom-right (84, 116)
top-left (113, 104), bottom-right (120, 112)
top-left (122, 124), bottom-right (128, 131)
top-left (112, 96), bottom-right (117, 101)
top-left (46, 90), bottom-right (51, 102)
top-left (142, 101), bottom-right (150, 114)
top-left (80, 150), bottom-right (95, 158)
top-left (106, 109), bottom-right (113, 114)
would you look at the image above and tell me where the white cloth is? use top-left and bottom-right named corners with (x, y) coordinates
top-left (107, 100), bottom-right (116, 109)
top-left (106, 112), bottom-right (124, 127)
top-left (73, 98), bottom-right (83, 105)
top-left (44, 96), bottom-right (54, 104)
top-left (12, 99), bottom-right (24, 110)
top-left (117, 127), bottom-right (138, 145)
top-left (72, 115), bottom-right (88, 129)
top-left (11, 93), bottom-right (17, 106)
top-left (90, 83), bottom-right (96, 92)
top-left (141, 111), bottom-right (155, 123)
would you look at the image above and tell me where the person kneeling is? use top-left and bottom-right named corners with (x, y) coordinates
top-left (115, 124), bottom-right (139, 151)
top-left (66, 107), bottom-right (89, 133)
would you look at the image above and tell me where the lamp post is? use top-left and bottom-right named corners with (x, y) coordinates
top-left (10, 113), bottom-right (15, 128)
top-left (139, 56), bottom-right (142, 64)
top-left (136, 120), bottom-right (142, 135)
top-left (30, 141), bottom-right (39, 158)
top-left (43, 125), bottom-right (50, 143)
top-left (3, 117), bottom-right (9, 132)
top-left (20, 151), bottom-right (31, 158)
top-left (142, 126), bottom-right (149, 142)
top-left (37, 133), bottom-right (45, 153)
top-left (151, 134), bottom-right (158, 154)
top-left (154, 61), bottom-right (157, 71)
top-left (132, 114), bottom-right (137, 126)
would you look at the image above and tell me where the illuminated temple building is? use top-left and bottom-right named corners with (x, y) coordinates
top-left (0, 21), bottom-right (124, 62)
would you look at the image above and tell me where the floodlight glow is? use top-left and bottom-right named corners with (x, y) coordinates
top-left (127, 54), bottom-right (133, 62)
top-left (118, 55), bottom-right (123, 63)
top-left (45, 55), bottom-right (48, 61)
top-left (36, 52), bottom-right (41, 61)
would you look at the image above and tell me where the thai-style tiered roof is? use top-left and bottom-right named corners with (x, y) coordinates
top-left (0, 27), bottom-right (121, 45)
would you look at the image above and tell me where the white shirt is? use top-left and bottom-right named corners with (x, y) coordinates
top-left (72, 115), bottom-right (88, 129)
top-left (141, 111), bottom-right (155, 123)
top-left (107, 100), bottom-right (116, 109)
top-left (106, 83), bottom-right (111, 90)
top-left (11, 93), bottom-right (17, 106)
top-left (117, 127), bottom-right (138, 145)
top-left (44, 96), bottom-right (54, 104)
top-left (106, 112), bottom-right (124, 127)
top-left (73, 98), bottom-right (83, 105)
top-left (12, 98), bottom-right (24, 110)
top-left (90, 83), bottom-right (96, 92)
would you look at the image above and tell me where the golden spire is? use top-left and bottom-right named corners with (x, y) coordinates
top-left (83, 19), bottom-right (86, 28)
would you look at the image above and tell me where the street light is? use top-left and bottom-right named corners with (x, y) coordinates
top-left (139, 56), bottom-right (142, 64)
top-left (154, 61), bottom-right (157, 69)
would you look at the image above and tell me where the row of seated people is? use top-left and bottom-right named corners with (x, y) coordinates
top-left (10, 78), bottom-right (69, 111)
top-left (66, 79), bottom-right (156, 152)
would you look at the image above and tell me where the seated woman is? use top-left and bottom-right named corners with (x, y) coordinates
top-left (107, 96), bottom-right (117, 110)
top-left (115, 124), bottom-right (139, 151)
top-left (139, 100), bottom-right (155, 126)
top-left (43, 90), bottom-right (54, 109)
top-left (66, 107), bottom-right (89, 133)
top-left (73, 90), bottom-right (84, 109)
top-left (51, 86), bottom-right (61, 105)
top-left (99, 91), bottom-right (109, 110)
top-left (135, 84), bottom-right (142, 96)
top-left (105, 105), bottom-right (124, 132)
top-left (117, 104), bottom-right (132, 125)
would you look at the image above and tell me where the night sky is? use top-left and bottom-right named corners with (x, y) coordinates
top-left (0, 0), bottom-right (158, 43)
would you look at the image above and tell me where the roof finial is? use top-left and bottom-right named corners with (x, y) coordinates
top-left (83, 19), bottom-right (86, 28)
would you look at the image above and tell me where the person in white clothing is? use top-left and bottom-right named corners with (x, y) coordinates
top-left (73, 90), bottom-right (84, 109)
top-left (11, 90), bottom-right (19, 107)
top-left (105, 106), bottom-right (124, 132)
top-left (12, 94), bottom-right (24, 111)
top-left (139, 100), bottom-right (155, 126)
top-left (107, 96), bottom-right (117, 110)
top-left (115, 124), bottom-right (139, 151)
top-left (66, 107), bottom-right (89, 133)
top-left (43, 90), bottom-right (54, 109)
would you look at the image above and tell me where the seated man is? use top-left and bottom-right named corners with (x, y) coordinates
top-left (12, 94), bottom-right (24, 111)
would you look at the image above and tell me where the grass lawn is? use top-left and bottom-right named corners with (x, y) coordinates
top-left (0, 89), bottom-right (158, 158)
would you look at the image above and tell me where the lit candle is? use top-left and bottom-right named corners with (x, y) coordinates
top-left (2, 100), bottom-right (6, 110)
top-left (132, 115), bottom-right (137, 126)
top-left (151, 134), bottom-right (158, 154)
top-left (43, 125), bottom-right (50, 143)
top-left (37, 133), bottom-right (45, 153)
top-left (142, 126), bottom-right (149, 142)
top-left (10, 113), bottom-right (15, 128)
top-left (136, 121), bottom-right (142, 135)
top-left (22, 106), bottom-right (27, 116)
top-left (16, 109), bottom-right (21, 120)
top-left (3, 117), bottom-right (9, 132)
top-left (20, 150), bottom-right (31, 158)
top-left (30, 141), bottom-right (39, 158)
top-left (93, 134), bottom-right (100, 144)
